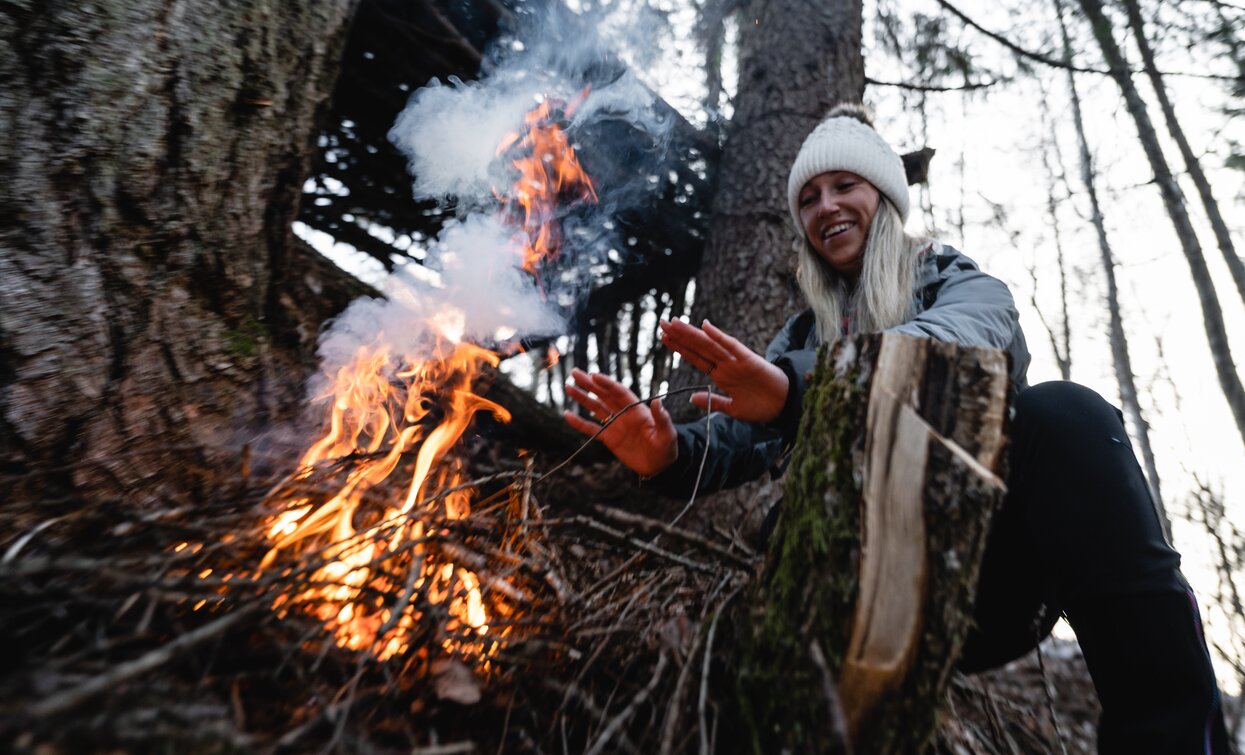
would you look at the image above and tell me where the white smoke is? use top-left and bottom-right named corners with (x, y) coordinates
top-left (316, 5), bottom-right (677, 377)
top-left (389, 78), bottom-right (539, 208)
top-left (318, 215), bottom-right (562, 372)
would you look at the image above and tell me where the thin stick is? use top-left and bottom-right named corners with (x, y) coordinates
top-left (534, 385), bottom-right (709, 486)
top-left (671, 386), bottom-right (715, 528)
top-left (699, 588), bottom-right (737, 755)
top-left (659, 578), bottom-right (731, 755)
top-left (537, 516), bottom-right (717, 573)
top-left (583, 652), bottom-right (669, 755)
top-left (1033, 637), bottom-right (1070, 755)
top-left (27, 604), bottom-right (261, 718)
top-left (591, 505), bottom-right (753, 569)
top-left (809, 639), bottom-right (853, 754)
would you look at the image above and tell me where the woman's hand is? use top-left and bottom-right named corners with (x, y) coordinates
top-left (658, 319), bottom-right (789, 423)
top-left (563, 368), bottom-right (679, 478)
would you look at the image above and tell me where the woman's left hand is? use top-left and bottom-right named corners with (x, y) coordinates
top-left (659, 319), bottom-right (789, 423)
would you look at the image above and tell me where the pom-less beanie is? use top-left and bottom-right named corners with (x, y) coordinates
top-left (786, 115), bottom-right (910, 228)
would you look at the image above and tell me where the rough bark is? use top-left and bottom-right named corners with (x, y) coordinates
top-left (732, 333), bottom-right (1009, 754)
top-left (1077, 0), bottom-right (1245, 455)
top-left (1054, 0), bottom-right (1170, 539)
top-left (666, 0), bottom-right (865, 528)
top-left (688, 0), bottom-right (864, 356)
top-left (0, 0), bottom-right (363, 503)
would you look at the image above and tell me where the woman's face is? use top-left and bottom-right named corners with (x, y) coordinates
top-left (797, 171), bottom-right (881, 280)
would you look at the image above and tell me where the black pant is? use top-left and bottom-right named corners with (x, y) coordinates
top-left (960, 381), bottom-right (1230, 754)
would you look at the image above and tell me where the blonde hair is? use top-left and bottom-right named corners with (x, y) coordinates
top-left (794, 197), bottom-right (925, 346)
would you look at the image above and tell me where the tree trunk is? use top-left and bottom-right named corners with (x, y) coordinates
top-left (732, 333), bottom-right (1009, 754)
top-left (1055, 0), bottom-right (1170, 539)
top-left (0, 0), bottom-right (363, 503)
top-left (1077, 0), bottom-right (1245, 455)
top-left (687, 0), bottom-right (863, 357)
top-left (1120, 0), bottom-right (1245, 309)
top-left (666, 0), bottom-right (865, 529)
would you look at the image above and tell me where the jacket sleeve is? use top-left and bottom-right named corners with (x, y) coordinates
top-left (642, 314), bottom-right (817, 500)
top-left (640, 413), bottom-right (788, 499)
top-left (887, 261), bottom-right (1019, 350)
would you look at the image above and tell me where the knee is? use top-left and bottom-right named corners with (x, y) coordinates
top-left (1012, 381), bottom-right (1124, 442)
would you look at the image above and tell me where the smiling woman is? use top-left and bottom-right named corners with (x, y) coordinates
top-left (796, 170), bottom-right (879, 278)
top-left (564, 102), bottom-right (1232, 752)
top-left (786, 105), bottom-right (923, 348)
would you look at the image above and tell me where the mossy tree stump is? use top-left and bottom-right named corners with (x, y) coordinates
top-left (733, 333), bottom-right (1010, 754)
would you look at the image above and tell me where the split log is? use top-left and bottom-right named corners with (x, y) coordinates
top-left (733, 332), bottom-right (1010, 754)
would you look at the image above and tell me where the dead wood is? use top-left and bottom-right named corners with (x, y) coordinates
top-left (730, 333), bottom-right (1009, 754)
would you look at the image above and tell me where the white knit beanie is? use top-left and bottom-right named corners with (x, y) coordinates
top-left (786, 115), bottom-right (910, 228)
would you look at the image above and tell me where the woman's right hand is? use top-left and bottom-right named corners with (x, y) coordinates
top-left (562, 368), bottom-right (679, 478)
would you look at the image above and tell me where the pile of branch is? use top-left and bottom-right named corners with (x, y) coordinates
top-left (0, 441), bottom-right (752, 753)
top-left (0, 334), bottom-right (1101, 754)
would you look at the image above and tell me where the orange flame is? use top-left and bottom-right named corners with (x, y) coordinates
top-left (496, 90), bottom-right (598, 273)
top-left (262, 338), bottom-right (509, 660)
top-left (261, 92), bottom-right (595, 663)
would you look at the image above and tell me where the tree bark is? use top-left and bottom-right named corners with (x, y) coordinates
top-left (732, 333), bottom-right (1009, 754)
top-left (687, 0), bottom-right (864, 358)
top-left (0, 0), bottom-right (363, 503)
top-left (1077, 0), bottom-right (1245, 455)
top-left (1055, 0), bottom-right (1170, 539)
top-left (666, 0), bottom-right (865, 529)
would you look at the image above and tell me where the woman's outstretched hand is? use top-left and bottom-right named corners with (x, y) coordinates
top-left (563, 368), bottom-right (679, 478)
top-left (658, 318), bottom-right (789, 423)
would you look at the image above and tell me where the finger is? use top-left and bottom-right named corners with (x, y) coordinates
top-left (571, 371), bottom-right (637, 416)
top-left (570, 367), bottom-right (600, 391)
top-left (563, 410), bottom-right (603, 437)
top-left (664, 319), bottom-right (734, 366)
top-left (583, 372), bottom-right (642, 409)
top-left (659, 329), bottom-right (718, 374)
top-left (651, 398), bottom-right (677, 441)
top-left (672, 347), bottom-right (716, 376)
top-left (689, 392), bottom-right (734, 414)
top-left (701, 319), bottom-right (754, 360)
top-left (565, 382), bottom-right (611, 421)
top-left (650, 398), bottom-right (669, 424)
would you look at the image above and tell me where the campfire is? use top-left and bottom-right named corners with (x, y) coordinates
top-left (258, 93), bottom-right (599, 664)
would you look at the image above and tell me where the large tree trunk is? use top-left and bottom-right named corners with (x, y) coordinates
top-left (1077, 0), bottom-right (1245, 455)
top-left (732, 333), bottom-right (1009, 754)
top-left (1054, 0), bottom-right (1170, 539)
top-left (669, 0), bottom-right (865, 529)
top-left (0, 1), bottom-right (364, 503)
top-left (689, 0), bottom-right (863, 354)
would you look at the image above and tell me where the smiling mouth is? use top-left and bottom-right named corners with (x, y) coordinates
top-left (821, 222), bottom-right (855, 242)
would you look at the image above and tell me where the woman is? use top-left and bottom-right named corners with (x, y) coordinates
top-left (563, 105), bottom-right (1229, 753)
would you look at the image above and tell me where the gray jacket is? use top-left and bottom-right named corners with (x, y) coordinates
top-left (646, 242), bottom-right (1030, 498)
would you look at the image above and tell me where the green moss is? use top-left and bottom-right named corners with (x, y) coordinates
top-left (731, 339), bottom-right (874, 753)
top-left (225, 317), bottom-right (268, 359)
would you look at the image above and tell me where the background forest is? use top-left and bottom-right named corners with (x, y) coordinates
top-left (2, 0), bottom-right (1243, 751)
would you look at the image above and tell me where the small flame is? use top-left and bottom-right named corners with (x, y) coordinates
top-left (496, 90), bottom-right (598, 273)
